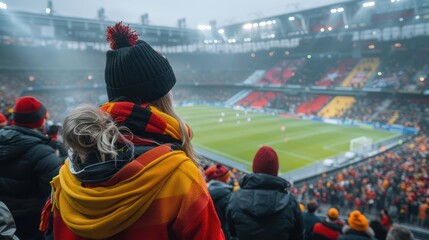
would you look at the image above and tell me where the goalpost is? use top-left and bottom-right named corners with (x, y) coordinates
top-left (350, 136), bottom-right (373, 155)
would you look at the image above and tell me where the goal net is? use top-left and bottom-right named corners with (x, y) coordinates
top-left (350, 137), bottom-right (373, 154)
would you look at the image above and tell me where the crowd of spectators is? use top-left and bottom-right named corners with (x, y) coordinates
top-left (371, 98), bottom-right (429, 127)
top-left (173, 86), bottom-right (239, 103)
top-left (342, 96), bottom-right (384, 123)
top-left (175, 70), bottom-right (252, 84)
top-left (293, 132), bottom-right (429, 228)
top-left (365, 53), bottom-right (429, 90)
top-left (269, 94), bottom-right (304, 112)
top-left (287, 57), bottom-right (340, 86)
top-left (26, 88), bottom-right (106, 123)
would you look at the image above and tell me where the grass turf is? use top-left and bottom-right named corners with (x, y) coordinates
top-left (177, 105), bottom-right (398, 173)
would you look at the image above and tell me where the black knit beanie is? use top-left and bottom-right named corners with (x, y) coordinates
top-left (105, 22), bottom-right (176, 102)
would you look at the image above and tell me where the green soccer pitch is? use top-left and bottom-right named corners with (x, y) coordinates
top-left (176, 105), bottom-right (398, 173)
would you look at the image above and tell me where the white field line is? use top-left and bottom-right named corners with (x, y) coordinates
top-left (262, 127), bottom-right (333, 146)
top-left (275, 149), bottom-right (317, 162)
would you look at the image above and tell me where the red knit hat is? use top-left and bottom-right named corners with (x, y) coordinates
top-left (204, 164), bottom-right (231, 183)
top-left (253, 146), bottom-right (279, 176)
top-left (11, 96), bottom-right (47, 129)
top-left (0, 113), bottom-right (7, 127)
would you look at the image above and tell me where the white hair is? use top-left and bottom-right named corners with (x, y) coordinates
top-left (62, 104), bottom-right (133, 163)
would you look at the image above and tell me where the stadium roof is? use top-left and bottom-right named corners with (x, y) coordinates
top-left (6, 0), bottom-right (348, 28)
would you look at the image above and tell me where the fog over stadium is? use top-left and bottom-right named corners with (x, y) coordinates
top-left (1, 0), bottom-right (429, 238)
top-left (9, 0), bottom-right (345, 27)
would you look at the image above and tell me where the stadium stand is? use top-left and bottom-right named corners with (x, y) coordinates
top-left (296, 95), bottom-right (331, 115)
top-left (341, 58), bottom-right (380, 88)
top-left (318, 96), bottom-right (356, 119)
top-left (316, 59), bottom-right (357, 87)
top-left (257, 59), bottom-right (306, 85)
top-left (2, 1), bottom-right (429, 237)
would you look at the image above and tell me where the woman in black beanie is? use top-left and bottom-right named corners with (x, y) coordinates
top-left (48, 22), bottom-right (224, 240)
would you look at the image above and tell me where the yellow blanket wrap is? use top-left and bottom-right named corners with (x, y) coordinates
top-left (51, 149), bottom-right (190, 239)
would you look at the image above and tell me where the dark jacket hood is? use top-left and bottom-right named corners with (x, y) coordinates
top-left (0, 126), bottom-right (50, 162)
top-left (207, 180), bottom-right (233, 201)
top-left (237, 173), bottom-right (291, 217)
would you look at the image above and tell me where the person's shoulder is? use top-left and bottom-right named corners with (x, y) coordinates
top-left (174, 156), bottom-right (205, 184)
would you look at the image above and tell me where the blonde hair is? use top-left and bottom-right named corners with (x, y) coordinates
top-left (151, 92), bottom-right (200, 165)
top-left (62, 104), bottom-right (133, 163)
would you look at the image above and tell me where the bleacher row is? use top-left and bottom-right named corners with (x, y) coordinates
top-left (243, 55), bottom-right (427, 90)
top-left (231, 92), bottom-right (429, 127)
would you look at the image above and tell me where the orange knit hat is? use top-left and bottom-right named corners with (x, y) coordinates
top-left (328, 208), bottom-right (339, 220)
top-left (348, 210), bottom-right (368, 231)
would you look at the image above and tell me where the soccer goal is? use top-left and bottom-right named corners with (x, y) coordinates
top-left (350, 137), bottom-right (373, 154)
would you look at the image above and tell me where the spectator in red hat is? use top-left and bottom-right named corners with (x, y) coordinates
top-left (227, 146), bottom-right (304, 240)
top-left (0, 113), bottom-right (7, 128)
top-left (205, 164), bottom-right (233, 240)
top-left (0, 96), bottom-right (61, 240)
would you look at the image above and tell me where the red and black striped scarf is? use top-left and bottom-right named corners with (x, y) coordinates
top-left (100, 102), bottom-right (190, 146)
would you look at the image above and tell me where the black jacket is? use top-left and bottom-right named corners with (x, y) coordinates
top-left (208, 180), bottom-right (233, 240)
top-left (312, 220), bottom-right (343, 240)
top-left (227, 173), bottom-right (304, 240)
top-left (303, 212), bottom-right (321, 240)
top-left (0, 126), bottom-right (61, 238)
top-left (338, 227), bottom-right (375, 240)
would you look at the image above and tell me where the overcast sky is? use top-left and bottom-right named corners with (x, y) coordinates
top-left (6, 0), bottom-right (347, 28)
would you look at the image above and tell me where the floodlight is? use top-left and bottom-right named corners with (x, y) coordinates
top-left (218, 29), bottom-right (224, 34)
top-left (46, 8), bottom-right (51, 14)
top-left (0, 2), bottom-right (7, 10)
top-left (288, 16), bottom-right (295, 21)
top-left (362, 1), bottom-right (375, 8)
top-left (242, 23), bottom-right (252, 30)
top-left (198, 25), bottom-right (211, 31)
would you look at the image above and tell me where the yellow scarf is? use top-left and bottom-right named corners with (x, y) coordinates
top-left (51, 149), bottom-right (189, 239)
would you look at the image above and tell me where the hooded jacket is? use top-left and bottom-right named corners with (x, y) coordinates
top-left (52, 144), bottom-right (224, 240)
top-left (0, 201), bottom-right (19, 240)
top-left (227, 173), bottom-right (304, 240)
top-left (0, 126), bottom-right (61, 239)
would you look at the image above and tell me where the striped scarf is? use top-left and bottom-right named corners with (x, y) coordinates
top-left (100, 101), bottom-right (190, 146)
top-left (51, 146), bottom-right (190, 239)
